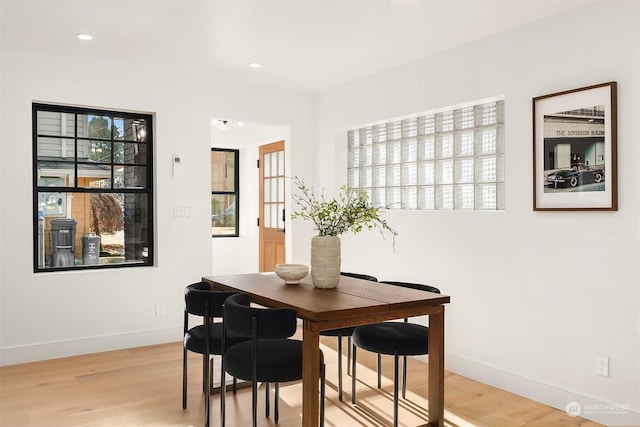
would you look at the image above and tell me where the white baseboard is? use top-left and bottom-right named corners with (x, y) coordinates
top-left (442, 353), bottom-right (640, 427)
top-left (0, 326), bottom-right (182, 366)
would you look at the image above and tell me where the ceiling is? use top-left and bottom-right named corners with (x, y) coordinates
top-left (1, 0), bottom-right (595, 93)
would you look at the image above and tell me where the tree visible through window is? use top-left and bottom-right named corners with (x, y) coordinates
top-left (33, 103), bottom-right (154, 272)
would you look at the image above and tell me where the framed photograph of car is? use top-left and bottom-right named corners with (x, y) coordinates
top-left (533, 81), bottom-right (617, 211)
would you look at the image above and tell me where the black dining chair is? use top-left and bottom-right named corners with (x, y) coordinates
top-left (221, 293), bottom-right (326, 427)
top-left (350, 281), bottom-right (441, 427)
top-left (320, 272), bottom-right (378, 401)
top-left (182, 282), bottom-right (245, 427)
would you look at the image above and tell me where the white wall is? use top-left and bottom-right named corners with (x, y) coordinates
top-left (313, 2), bottom-right (639, 425)
top-left (0, 49), bottom-right (315, 363)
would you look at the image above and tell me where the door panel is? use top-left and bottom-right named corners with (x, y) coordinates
top-left (259, 141), bottom-right (285, 272)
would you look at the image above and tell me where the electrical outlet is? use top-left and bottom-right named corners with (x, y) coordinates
top-left (155, 303), bottom-right (165, 317)
top-left (596, 355), bottom-right (609, 377)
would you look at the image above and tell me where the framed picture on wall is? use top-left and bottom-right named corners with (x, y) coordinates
top-left (533, 81), bottom-right (617, 211)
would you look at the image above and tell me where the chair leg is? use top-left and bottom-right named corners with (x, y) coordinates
top-left (202, 354), bottom-right (207, 394)
top-left (377, 353), bottom-right (382, 388)
top-left (232, 376), bottom-right (237, 394)
top-left (351, 344), bottom-right (357, 404)
top-left (205, 354), bottom-right (211, 427)
top-left (220, 358), bottom-right (226, 427)
top-left (320, 363), bottom-right (326, 427)
top-left (265, 382), bottom-right (270, 417)
top-left (393, 353), bottom-right (399, 427)
top-left (252, 378), bottom-right (258, 427)
top-left (275, 382), bottom-right (280, 423)
top-left (182, 347), bottom-right (187, 409)
top-left (347, 336), bottom-right (352, 375)
top-left (402, 355), bottom-right (407, 399)
top-left (337, 335), bottom-right (343, 401)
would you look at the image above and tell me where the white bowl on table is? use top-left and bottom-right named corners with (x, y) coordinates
top-left (274, 264), bottom-right (309, 285)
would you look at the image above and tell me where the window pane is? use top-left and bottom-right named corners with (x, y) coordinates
top-left (402, 162), bottom-right (417, 186)
top-left (437, 160), bottom-right (453, 184)
top-left (112, 142), bottom-right (146, 165)
top-left (387, 141), bottom-right (401, 163)
top-left (264, 204), bottom-right (271, 228)
top-left (211, 150), bottom-right (236, 192)
top-left (277, 177), bottom-right (284, 203)
top-left (418, 186), bottom-right (435, 209)
top-left (418, 161), bottom-right (435, 185)
top-left (386, 187), bottom-right (401, 209)
top-left (372, 187), bottom-right (386, 207)
top-left (373, 166), bottom-right (386, 187)
top-left (271, 152), bottom-right (278, 177)
top-left (37, 137), bottom-right (75, 159)
top-left (456, 158), bottom-right (474, 183)
top-left (402, 187), bottom-right (417, 209)
top-left (348, 147), bottom-right (360, 167)
top-left (402, 139), bottom-right (417, 162)
top-left (277, 150), bottom-right (284, 176)
top-left (456, 131), bottom-right (474, 156)
top-left (263, 153), bottom-right (271, 177)
top-left (113, 165), bottom-right (146, 189)
top-left (348, 168), bottom-right (359, 188)
top-left (373, 143), bottom-right (386, 165)
top-left (36, 111), bottom-right (75, 137)
top-left (386, 164), bottom-right (400, 186)
top-left (37, 161), bottom-right (76, 187)
top-left (436, 185), bottom-right (454, 210)
top-left (212, 194), bottom-right (237, 235)
top-left (36, 191), bottom-right (151, 269)
top-left (271, 204), bottom-right (278, 229)
top-left (456, 184), bottom-right (475, 209)
top-left (277, 203), bottom-right (285, 229)
top-left (418, 136), bottom-right (435, 160)
top-left (264, 178), bottom-right (271, 203)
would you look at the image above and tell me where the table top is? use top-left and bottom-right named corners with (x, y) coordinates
top-left (203, 273), bottom-right (450, 323)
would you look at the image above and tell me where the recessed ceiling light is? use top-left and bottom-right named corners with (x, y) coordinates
top-left (77, 34), bottom-right (93, 41)
top-left (248, 62), bottom-right (263, 69)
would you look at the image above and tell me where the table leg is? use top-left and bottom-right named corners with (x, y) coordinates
top-left (428, 307), bottom-right (445, 426)
top-left (302, 320), bottom-right (320, 427)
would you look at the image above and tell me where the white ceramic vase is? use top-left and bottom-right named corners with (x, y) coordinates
top-left (310, 235), bottom-right (341, 289)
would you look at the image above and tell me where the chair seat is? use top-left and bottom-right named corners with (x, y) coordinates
top-left (353, 322), bottom-right (429, 356)
top-left (184, 323), bottom-right (246, 355)
top-left (224, 339), bottom-right (324, 383)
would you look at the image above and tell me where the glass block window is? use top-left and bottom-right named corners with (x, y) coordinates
top-left (348, 99), bottom-right (505, 210)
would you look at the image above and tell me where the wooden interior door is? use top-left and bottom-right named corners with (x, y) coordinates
top-left (259, 141), bottom-right (286, 271)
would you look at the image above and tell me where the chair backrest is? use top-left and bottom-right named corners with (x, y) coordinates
top-left (380, 281), bottom-right (440, 294)
top-left (184, 281), bottom-right (238, 317)
top-left (223, 293), bottom-right (298, 339)
top-left (341, 272), bottom-right (378, 282)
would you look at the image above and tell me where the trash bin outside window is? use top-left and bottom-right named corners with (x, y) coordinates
top-left (50, 218), bottom-right (77, 267)
top-left (81, 233), bottom-right (101, 265)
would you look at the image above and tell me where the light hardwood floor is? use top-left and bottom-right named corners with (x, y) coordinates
top-left (0, 337), bottom-right (602, 427)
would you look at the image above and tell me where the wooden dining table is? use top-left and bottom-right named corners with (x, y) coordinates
top-left (203, 273), bottom-right (450, 427)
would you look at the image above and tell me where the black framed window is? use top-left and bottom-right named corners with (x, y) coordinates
top-left (33, 103), bottom-right (154, 272)
top-left (211, 148), bottom-right (239, 237)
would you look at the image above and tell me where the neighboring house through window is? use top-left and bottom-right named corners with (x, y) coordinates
top-left (33, 103), bottom-right (154, 271)
top-left (211, 148), bottom-right (239, 237)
